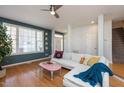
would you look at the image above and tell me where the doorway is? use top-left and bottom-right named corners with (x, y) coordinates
top-left (54, 33), bottom-right (64, 51)
top-left (112, 27), bottom-right (124, 64)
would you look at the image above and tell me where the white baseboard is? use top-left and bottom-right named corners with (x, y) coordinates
top-left (113, 75), bottom-right (124, 83)
top-left (2, 57), bottom-right (51, 68)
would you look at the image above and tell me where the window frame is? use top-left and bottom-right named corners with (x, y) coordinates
top-left (3, 22), bottom-right (44, 56)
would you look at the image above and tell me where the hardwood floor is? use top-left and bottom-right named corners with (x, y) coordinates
top-left (0, 61), bottom-right (69, 87)
top-left (1, 61), bottom-right (124, 87)
top-left (110, 64), bottom-right (124, 79)
top-left (109, 77), bottom-right (124, 87)
top-left (109, 63), bottom-right (124, 87)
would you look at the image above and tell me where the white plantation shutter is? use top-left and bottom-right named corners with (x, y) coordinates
top-left (4, 23), bottom-right (44, 55)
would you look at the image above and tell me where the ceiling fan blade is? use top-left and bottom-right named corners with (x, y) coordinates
top-left (40, 9), bottom-right (50, 11)
top-left (54, 12), bottom-right (59, 18)
top-left (54, 5), bottom-right (63, 11)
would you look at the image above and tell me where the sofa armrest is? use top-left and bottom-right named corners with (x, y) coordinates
top-left (100, 57), bottom-right (109, 87)
top-left (105, 59), bottom-right (110, 67)
top-left (102, 72), bottom-right (109, 87)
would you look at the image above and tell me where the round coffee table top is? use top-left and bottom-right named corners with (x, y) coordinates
top-left (39, 62), bottom-right (61, 71)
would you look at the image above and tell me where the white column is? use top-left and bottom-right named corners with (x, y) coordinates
top-left (98, 15), bottom-right (104, 56)
top-left (104, 16), bottom-right (112, 63)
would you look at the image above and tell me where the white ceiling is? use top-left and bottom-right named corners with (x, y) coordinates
top-left (0, 5), bottom-right (124, 31)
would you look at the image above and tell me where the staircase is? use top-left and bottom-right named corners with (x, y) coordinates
top-left (112, 28), bottom-right (124, 64)
top-left (110, 27), bottom-right (124, 86)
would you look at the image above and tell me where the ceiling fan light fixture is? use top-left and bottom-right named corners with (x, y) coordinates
top-left (50, 11), bottom-right (55, 15)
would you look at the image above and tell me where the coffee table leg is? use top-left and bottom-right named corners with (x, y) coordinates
top-left (51, 71), bottom-right (54, 80)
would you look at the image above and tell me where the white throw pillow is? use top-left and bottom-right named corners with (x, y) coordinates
top-left (98, 56), bottom-right (105, 64)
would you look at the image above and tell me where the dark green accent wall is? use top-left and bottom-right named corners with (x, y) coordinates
top-left (0, 17), bottom-right (52, 66)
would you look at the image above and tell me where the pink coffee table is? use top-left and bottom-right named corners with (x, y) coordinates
top-left (39, 62), bottom-right (62, 80)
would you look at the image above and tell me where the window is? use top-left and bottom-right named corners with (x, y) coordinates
top-left (6, 24), bottom-right (17, 54)
top-left (4, 23), bottom-right (44, 55)
top-left (18, 27), bottom-right (36, 53)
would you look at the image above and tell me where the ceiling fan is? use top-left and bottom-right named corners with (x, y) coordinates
top-left (41, 5), bottom-right (62, 18)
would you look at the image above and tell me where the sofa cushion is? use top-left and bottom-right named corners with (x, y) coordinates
top-left (62, 61), bottom-right (80, 69)
top-left (87, 56), bottom-right (100, 66)
top-left (51, 58), bottom-right (79, 69)
top-left (83, 56), bottom-right (107, 66)
top-left (83, 55), bottom-right (92, 65)
top-left (54, 50), bottom-right (63, 58)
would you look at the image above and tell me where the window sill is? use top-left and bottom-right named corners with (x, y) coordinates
top-left (10, 51), bottom-right (44, 56)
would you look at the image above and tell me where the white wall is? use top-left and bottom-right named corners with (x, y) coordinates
top-left (64, 24), bottom-right (98, 55)
top-left (63, 17), bottom-right (112, 63)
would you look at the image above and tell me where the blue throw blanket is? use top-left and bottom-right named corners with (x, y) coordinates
top-left (74, 63), bottom-right (113, 87)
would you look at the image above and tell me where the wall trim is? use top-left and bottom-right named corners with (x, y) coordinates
top-left (113, 75), bottom-right (124, 83)
top-left (2, 57), bottom-right (50, 68)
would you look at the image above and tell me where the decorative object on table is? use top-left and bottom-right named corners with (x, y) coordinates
top-left (54, 50), bottom-right (63, 58)
top-left (47, 61), bottom-right (53, 64)
top-left (0, 24), bottom-right (12, 78)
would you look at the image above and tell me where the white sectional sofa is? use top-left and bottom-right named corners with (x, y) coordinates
top-left (51, 52), bottom-right (109, 87)
top-left (51, 52), bottom-right (91, 69)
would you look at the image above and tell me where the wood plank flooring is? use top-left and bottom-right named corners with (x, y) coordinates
top-left (0, 61), bottom-right (124, 87)
top-left (0, 61), bottom-right (69, 87)
top-left (109, 63), bottom-right (124, 87)
top-left (109, 77), bottom-right (124, 87)
top-left (110, 64), bottom-right (124, 79)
